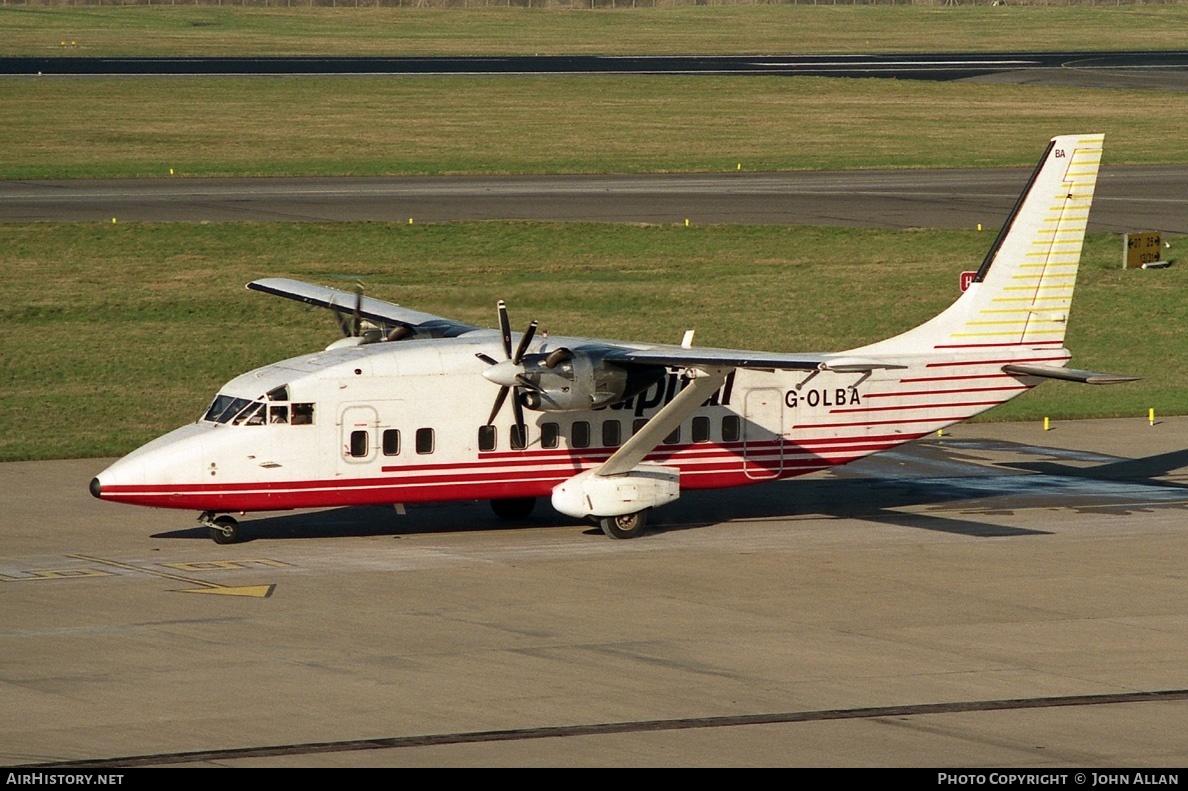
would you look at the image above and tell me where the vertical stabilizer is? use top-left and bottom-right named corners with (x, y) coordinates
top-left (850, 134), bottom-right (1103, 357)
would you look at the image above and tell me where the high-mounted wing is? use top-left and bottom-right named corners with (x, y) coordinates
top-left (247, 278), bottom-right (481, 338)
top-left (603, 345), bottom-right (906, 375)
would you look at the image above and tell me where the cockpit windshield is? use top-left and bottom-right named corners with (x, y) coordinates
top-left (203, 387), bottom-right (307, 426)
top-left (203, 395), bottom-right (253, 424)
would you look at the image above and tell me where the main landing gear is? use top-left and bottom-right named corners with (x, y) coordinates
top-left (200, 511), bottom-right (241, 545)
top-left (598, 510), bottom-right (648, 540)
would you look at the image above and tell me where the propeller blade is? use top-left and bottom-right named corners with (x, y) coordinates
top-left (515, 374), bottom-right (543, 393)
top-left (487, 385), bottom-right (510, 427)
top-left (475, 352), bottom-right (500, 366)
top-left (511, 390), bottom-right (526, 432)
top-left (513, 320), bottom-right (538, 365)
top-left (352, 284), bottom-right (364, 337)
top-left (333, 308), bottom-right (352, 338)
top-left (497, 300), bottom-right (512, 360)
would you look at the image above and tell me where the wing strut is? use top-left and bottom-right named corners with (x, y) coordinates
top-left (597, 367), bottom-right (730, 477)
top-left (551, 367), bottom-right (731, 527)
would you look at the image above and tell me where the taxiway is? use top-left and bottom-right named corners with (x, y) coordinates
top-left (3, 417), bottom-right (1186, 766)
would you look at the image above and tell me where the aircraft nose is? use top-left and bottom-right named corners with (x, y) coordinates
top-left (89, 477), bottom-right (102, 499)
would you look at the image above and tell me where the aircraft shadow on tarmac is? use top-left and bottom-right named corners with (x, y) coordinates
top-left (151, 440), bottom-right (1188, 543)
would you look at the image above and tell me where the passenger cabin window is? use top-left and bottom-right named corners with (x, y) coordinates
top-left (349, 430), bottom-right (369, 458)
top-left (692, 416), bottom-right (711, 443)
top-left (663, 426), bottom-right (680, 445)
top-left (292, 403), bottom-right (315, 425)
top-left (478, 425), bottom-right (496, 452)
top-left (602, 420), bottom-right (621, 447)
top-left (722, 415), bottom-right (741, 443)
top-left (572, 421), bottom-right (591, 449)
top-left (383, 429), bottom-right (401, 456)
top-left (416, 428), bottom-right (435, 455)
top-left (541, 422), bottom-right (560, 449)
top-left (633, 418), bottom-right (648, 436)
top-left (510, 425), bottom-right (528, 451)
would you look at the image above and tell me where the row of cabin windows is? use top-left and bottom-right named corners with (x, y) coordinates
top-left (348, 416), bottom-right (741, 458)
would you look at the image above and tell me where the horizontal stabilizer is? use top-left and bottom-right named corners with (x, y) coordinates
top-left (1003, 364), bottom-right (1140, 385)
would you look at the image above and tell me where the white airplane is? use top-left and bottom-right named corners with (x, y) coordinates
top-left (92, 133), bottom-right (1135, 543)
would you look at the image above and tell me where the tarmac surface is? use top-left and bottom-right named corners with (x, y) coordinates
top-left (5, 51), bottom-right (1186, 81)
top-left (3, 417), bottom-right (1187, 767)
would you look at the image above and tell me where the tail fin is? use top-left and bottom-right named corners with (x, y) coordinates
top-left (851, 133), bottom-right (1104, 356)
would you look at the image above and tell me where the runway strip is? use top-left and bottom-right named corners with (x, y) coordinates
top-left (4, 166), bottom-right (1186, 232)
top-left (22, 688), bottom-right (1188, 769)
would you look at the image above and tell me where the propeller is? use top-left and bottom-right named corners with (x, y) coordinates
top-left (476, 300), bottom-right (538, 434)
top-left (332, 282), bottom-right (365, 340)
top-left (326, 282), bottom-right (412, 348)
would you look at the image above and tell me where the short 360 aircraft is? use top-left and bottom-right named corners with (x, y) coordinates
top-left (92, 134), bottom-right (1135, 543)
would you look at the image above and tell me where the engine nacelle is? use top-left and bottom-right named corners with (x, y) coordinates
top-left (518, 349), bottom-right (664, 413)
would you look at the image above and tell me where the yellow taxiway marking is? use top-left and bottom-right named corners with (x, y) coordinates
top-left (67, 554), bottom-right (276, 598)
top-left (0, 567), bottom-right (114, 581)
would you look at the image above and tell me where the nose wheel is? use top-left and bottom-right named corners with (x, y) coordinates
top-left (200, 512), bottom-right (242, 545)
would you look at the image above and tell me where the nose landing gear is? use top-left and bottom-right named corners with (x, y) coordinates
top-left (199, 511), bottom-right (241, 545)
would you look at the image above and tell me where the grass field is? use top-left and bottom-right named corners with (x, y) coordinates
top-left (3, 6), bottom-right (1188, 58)
top-left (4, 75), bottom-right (1188, 179)
top-left (1, 221), bottom-right (1180, 462)
top-left (1, 5), bottom-right (1184, 460)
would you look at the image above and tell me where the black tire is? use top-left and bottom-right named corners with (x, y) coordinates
top-left (599, 511), bottom-right (647, 539)
top-left (210, 515), bottom-right (241, 545)
top-left (490, 497), bottom-right (536, 521)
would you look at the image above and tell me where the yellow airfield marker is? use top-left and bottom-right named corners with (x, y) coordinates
top-left (737, 163), bottom-right (741, 171)
top-left (180, 584), bottom-right (276, 598)
top-left (1149, 408), bottom-right (1156, 426)
top-left (1044, 416), bottom-right (1051, 431)
top-left (977, 223), bottom-right (983, 231)
top-left (67, 554), bottom-right (277, 598)
top-left (409, 218), bottom-right (413, 225)
top-left (111, 217), bottom-right (116, 224)
top-left (685, 218), bottom-right (690, 227)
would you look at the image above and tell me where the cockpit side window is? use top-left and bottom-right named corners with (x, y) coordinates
top-left (232, 402), bottom-right (266, 426)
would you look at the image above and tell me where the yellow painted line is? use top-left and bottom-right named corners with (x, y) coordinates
top-left (964, 318), bottom-right (1063, 326)
top-left (68, 554), bottom-right (276, 598)
top-left (181, 585), bottom-right (276, 598)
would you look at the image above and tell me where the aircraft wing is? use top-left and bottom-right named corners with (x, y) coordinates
top-left (602, 345), bottom-right (905, 374)
top-left (247, 278), bottom-right (481, 337)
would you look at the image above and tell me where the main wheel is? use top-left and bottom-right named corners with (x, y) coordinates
top-left (599, 510), bottom-right (647, 539)
top-left (490, 497), bottom-right (536, 521)
top-left (209, 515), bottom-right (241, 545)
